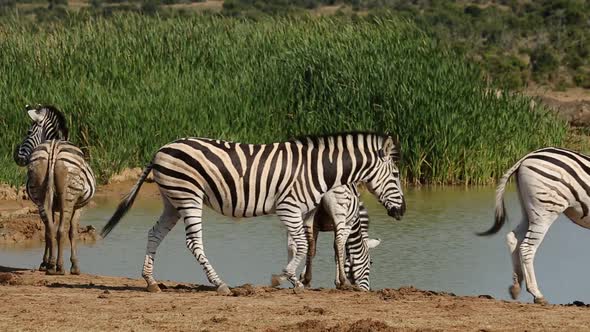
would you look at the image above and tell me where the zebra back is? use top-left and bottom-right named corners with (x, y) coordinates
top-left (26, 140), bottom-right (96, 209)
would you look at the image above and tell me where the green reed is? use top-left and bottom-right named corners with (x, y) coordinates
top-left (0, 14), bottom-right (567, 186)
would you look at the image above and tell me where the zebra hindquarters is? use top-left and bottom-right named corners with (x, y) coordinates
top-left (52, 158), bottom-right (86, 275)
top-left (26, 149), bottom-right (58, 272)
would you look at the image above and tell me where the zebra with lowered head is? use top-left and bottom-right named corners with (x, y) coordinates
top-left (101, 132), bottom-right (405, 294)
top-left (478, 147), bottom-right (590, 304)
top-left (294, 182), bottom-right (385, 291)
top-left (14, 104), bottom-right (96, 275)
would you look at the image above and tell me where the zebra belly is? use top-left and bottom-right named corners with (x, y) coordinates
top-left (204, 199), bottom-right (276, 218)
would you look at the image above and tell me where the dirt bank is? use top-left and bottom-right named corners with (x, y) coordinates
top-left (0, 176), bottom-right (161, 245)
top-left (525, 86), bottom-right (590, 126)
top-left (0, 267), bottom-right (588, 331)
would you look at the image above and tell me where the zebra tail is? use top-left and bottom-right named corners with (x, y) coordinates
top-left (100, 163), bottom-right (153, 238)
top-left (46, 141), bottom-right (59, 213)
top-left (477, 156), bottom-right (526, 236)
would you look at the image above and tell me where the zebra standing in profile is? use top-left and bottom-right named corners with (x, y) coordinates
top-left (101, 132), bottom-right (405, 295)
top-left (14, 104), bottom-right (96, 275)
top-left (478, 147), bottom-right (590, 305)
top-left (294, 183), bottom-right (385, 291)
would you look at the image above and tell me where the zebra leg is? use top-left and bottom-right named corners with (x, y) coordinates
top-left (55, 202), bottom-right (76, 275)
top-left (181, 198), bottom-right (230, 295)
top-left (273, 231), bottom-right (297, 287)
top-left (142, 197), bottom-right (179, 292)
top-left (69, 210), bottom-right (81, 275)
top-left (273, 205), bottom-right (307, 293)
top-left (506, 220), bottom-right (527, 299)
top-left (42, 197), bottom-right (58, 275)
top-left (334, 221), bottom-right (352, 289)
top-left (301, 223), bottom-right (319, 287)
top-left (39, 208), bottom-right (51, 271)
top-left (519, 213), bottom-right (557, 305)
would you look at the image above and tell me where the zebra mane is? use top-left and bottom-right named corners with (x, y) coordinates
top-left (290, 131), bottom-right (387, 142)
top-left (290, 131), bottom-right (400, 152)
top-left (43, 105), bottom-right (69, 140)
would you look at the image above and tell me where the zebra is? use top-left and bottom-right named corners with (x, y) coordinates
top-left (294, 183), bottom-right (383, 291)
top-left (478, 147), bottom-right (590, 305)
top-left (14, 104), bottom-right (96, 275)
top-left (101, 132), bottom-right (405, 295)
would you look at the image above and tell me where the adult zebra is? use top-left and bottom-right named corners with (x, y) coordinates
top-left (101, 132), bottom-right (405, 294)
top-left (294, 183), bottom-right (384, 291)
top-left (478, 147), bottom-right (590, 304)
top-left (14, 104), bottom-right (96, 275)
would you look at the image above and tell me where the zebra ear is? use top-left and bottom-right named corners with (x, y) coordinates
top-left (27, 107), bottom-right (47, 123)
top-left (366, 238), bottom-right (381, 249)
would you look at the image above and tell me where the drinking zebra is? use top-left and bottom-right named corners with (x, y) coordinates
top-left (14, 104), bottom-right (96, 275)
top-left (293, 183), bottom-right (383, 291)
top-left (101, 132), bottom-right (405, 294)
top-left (478, 147), bottom-right (590, 304)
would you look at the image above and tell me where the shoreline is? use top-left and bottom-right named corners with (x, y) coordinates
top-left (1, 267), bottom-right (589, 331)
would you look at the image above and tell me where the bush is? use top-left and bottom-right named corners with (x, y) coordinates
top-left (574, 70), bottom-right (590, 89)
top-left (530, 45), bottom-right (559, 77)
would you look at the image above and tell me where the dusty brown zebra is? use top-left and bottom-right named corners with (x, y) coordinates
top-left (14, 105), bottom-right (96, 275)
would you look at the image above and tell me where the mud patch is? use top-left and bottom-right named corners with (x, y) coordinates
top-left (377, 286), bottom-right (456, 301)
top-left (0, 272), bottom-right (22, 285)
top-left (272, 318), bottom-right (405, 332)
top-left (0, 184), bottom-right (27, 201)
top-left (0, 211), bottom-right (99, 245)
top-left (108, 167), bottom-right (154, 184)
top-left (333, 319), bottom-right (396, 332)
top-left (294, 305), bottom-right (327, 315)
top-left (231, 284), bottom-right (280, 297)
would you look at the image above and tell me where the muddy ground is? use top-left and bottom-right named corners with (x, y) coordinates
top-left (0, 267), bottom-right (589, 332)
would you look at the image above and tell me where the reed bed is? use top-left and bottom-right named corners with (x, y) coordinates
top-left (0, 14), bottom-right (567, 185)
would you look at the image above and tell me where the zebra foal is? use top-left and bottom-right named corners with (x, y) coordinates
top-left (14, 105), bottom-right (96, 275)
top-left (295, 183), bottom-right (383, 290)
top-left (101, 132), bottom-right (405, 294)
top-left (478, 147), bottom-right (590, 304)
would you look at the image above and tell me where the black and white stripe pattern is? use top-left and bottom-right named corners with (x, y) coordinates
top-left (101, 132), bottom-right (404, 294)
top-left (343, 201), bottom-right (380, 290)
top-left (15, 104), bottom-right (95, 275)
top-left (14, 104), bottom-right (68, 167)
top-left (478, 147), bottom-right (590, 304)
top-left (298, 183), bottom-right (381, 291)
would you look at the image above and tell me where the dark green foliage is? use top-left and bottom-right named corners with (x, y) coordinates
top-left (0, 15), bottom-right (566, 186)
top-left (531, 45), bottom-right (560, 80)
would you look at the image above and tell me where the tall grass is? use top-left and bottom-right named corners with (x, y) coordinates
top-left (0, 14), bottom-right (567, 186)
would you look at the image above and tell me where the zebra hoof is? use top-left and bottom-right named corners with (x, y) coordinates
top-left (39, 262), bottom-right (47, 271)
top-left (351, 284), bottom-right (363, 292)
top-left (270, 274), bottom-right (284, 287)
top-left (534, 297), bottom-right (549, 305)
top-left (146, 283), bottom-right (162, 293)
top-left (336, 280), bottom-right (353, 291)
top-left (45, 267), bottom-right (59, 275)
top-left (509, 285), bottom-right (520, 300)
top-left (293, 284), bottom-right (304, 294)
top-left (217, 284), bottom-right (232, 296)
top-left (70, 267), bottom-right (80, 275)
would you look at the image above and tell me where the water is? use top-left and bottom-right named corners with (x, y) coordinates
top-left (2, 186), bottom-right (589, 304)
